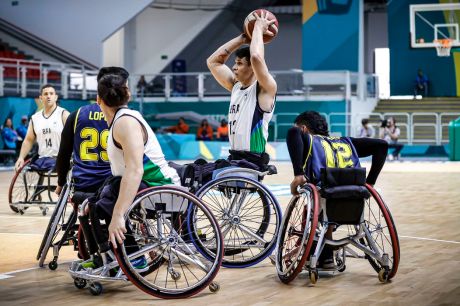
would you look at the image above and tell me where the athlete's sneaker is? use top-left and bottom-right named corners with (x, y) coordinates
top-left (81, 261), bottom-right (96, 269)
top-left (318, 258), bottom-right (335, 270)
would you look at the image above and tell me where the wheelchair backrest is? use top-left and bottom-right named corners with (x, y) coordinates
top-left (139, 186), bottom-right (189, 213)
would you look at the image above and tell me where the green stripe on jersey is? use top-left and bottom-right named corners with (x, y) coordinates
top-left (143, 158), bottom-right (173, 186)
top-left (250, 125), bottom-right (266, 154)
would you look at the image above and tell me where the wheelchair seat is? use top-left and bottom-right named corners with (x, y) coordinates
top-left (72, 192), bottom-right (95, 205)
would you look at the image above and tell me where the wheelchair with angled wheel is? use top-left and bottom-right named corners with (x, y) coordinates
top-left (171, 161), bottom-right (283, 268)
top-left (36, 173), bottom-right (95, 270)
top-left (69, 185), bottom-right (224, 299)
top-left (276, 167), bottom-right (400, 285)
top-left (8, 158), bottom-right (58, 215)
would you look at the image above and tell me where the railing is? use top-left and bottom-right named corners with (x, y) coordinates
top-left (0, 58), bottom-right (379, 101)
top-left (273, 111), bottom-right (459, 145)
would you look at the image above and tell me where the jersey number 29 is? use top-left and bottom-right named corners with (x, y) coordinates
top-left (79, 128), bottom-right (109, 162)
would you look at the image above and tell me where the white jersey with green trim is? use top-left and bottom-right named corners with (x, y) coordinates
top-left (31, 106), bottom-right (65, 157)
top-left (107, 108), bottom-right (180, 186)
top-left (228, 81), bottom-right (275, 153)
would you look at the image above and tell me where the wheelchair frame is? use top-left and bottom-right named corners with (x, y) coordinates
top-left (194, 166), bottom-right (282, 268)
top-left (8, 158), bottom-right (58, 215)
top-left (69, 185), bottom-right (224, 299)
top-left (276, 182), bottom-right (400, 285)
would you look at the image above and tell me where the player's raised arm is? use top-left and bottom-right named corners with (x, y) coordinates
top-left (250, 11), bottom-right (277, 111)
top-left (207, 34), bottom-right (249, 92)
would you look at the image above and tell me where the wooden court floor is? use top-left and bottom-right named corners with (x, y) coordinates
top-left (0, 161), bottom-right (459, 305)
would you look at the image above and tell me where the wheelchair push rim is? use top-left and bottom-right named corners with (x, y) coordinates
top-left (194, 176), bottom-right (282, 268)
top-left (276, 183), bottom-right (319, 283)
top-left (114, 186), bottom-right (224, 299)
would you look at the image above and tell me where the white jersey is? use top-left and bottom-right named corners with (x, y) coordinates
top-left (228, 81), bottom-right (275, 153)
top-left (107, 108), bottom-right (180, 186)
top-left (31, 106), bottom-right (65, 157)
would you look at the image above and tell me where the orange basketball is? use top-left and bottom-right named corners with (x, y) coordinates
top-left (243, 9), bottom-right (279, 44)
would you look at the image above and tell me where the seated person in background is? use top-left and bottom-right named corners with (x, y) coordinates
top-left (216, 119), bottom-right (229, 141)
top-left (163, 117), bottom-right (190, 134)
top-left (16, 115), bottom-right (28, 140)
top-left (196, 119), bottom-right (213, 141)
top-left (15, 85), bottom-right (69, 172)
top-left (379, 116), bottom-right (403, 161)
top-left (357, 118), bottom-right (375, 138)
top-left (287, 111), bottom-right (388, 268)
top-left (414, 68), bottom-right (428, 97)
top-left (1, 118), bottom-right (18, 150)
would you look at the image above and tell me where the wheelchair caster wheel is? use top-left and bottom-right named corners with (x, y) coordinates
top-left (171, 271), bottom-right (181, 281)
top-left (337, 265), bottom-right (346, 273)
top-left (42, 207), bottom-right (49, 216)
top-left (309, 270), bottom-right (318, 285)
top-left (19, 210), bottom-right (25, 215)
top-left (209, 282), bottom-right (220, 293)
top-left (74, 278), bottom-right (87, 289)
top-left (89, 282), bottom-right (103, 296)
top-left (378, 268), bottom-right (389, 283)
top-left (48, 260), bottom-right (58, 270)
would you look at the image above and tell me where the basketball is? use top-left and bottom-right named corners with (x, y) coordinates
top-left (243, 9), bottom-right (279, 44)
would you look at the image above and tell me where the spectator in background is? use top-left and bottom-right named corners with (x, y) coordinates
top-left (16, 115), bottom-right (28, 140)
top-left (379, 116), bottom-right (404, 161)
top-left (137, 75), bottom-right (148, 96)
top-left (164, 117), bottom-right (190, 134)
top-left (357, 118), bottom-right (375, 138)
top-left (1, 118), bottom-right (18, 150)
top-left (414, 69), bottom-right (429, 98)
top-left (196, 119), bottom-right (213, 141)
top-left (216, 119), bottom-right (229, 141)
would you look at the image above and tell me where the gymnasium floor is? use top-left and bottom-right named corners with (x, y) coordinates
top-left (0, 161), bottom-right (459, 305)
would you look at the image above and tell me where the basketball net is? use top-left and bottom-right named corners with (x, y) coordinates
top-left (434, 39), bottom-right (453, 57)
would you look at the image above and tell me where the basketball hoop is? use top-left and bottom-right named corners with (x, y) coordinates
top-left (434, 39), bottom-right (453, 57)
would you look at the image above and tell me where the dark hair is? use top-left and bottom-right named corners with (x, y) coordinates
top-left (3, 117), bottom-right (13, 128)
top-left (294, 111), bottom-right (329, 136)
top-left (97, 66), bottom-right (129, 82)
top-left (97, 74), bottom-right (130, 107)
top-left (40, 84), bottom-right (56, 95)
top-left (235, 46), bottom-right (251, 65)
top-left (179, 117), bottom-right (185, 121)
top-left (361, 118), bottom-right (369, 125)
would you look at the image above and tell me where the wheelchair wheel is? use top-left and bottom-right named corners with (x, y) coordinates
top-left (8, 159), bottom-right (36, 213)
top-left (276, 183), bottom-right (319, 284)
top-left (114, 186), bottom-right (224, 299)
top-left (194, 176), bottom-right (282, 268)
top-left (360, 184), bottom-right (400, 280)
top-left (37, 183), bottom-right (76, 267)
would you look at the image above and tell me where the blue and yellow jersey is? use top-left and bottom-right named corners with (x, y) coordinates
top-left (303, 134), bottom-right (360, 184)
top-left (72, 104), bottom-right (111, 189)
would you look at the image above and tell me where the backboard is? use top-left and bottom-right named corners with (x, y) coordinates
top-left (410, 3), bottom-right (460, 49)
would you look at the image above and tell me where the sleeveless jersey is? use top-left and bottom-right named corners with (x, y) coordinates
top-left (228, 81), bottom-right (275, 153)
top-left (31, 106), bottom-right (65, 157)
top-left (72, 104), bottom-right (112, 189)
top-left (304, 135), bottom-right (361, 184)
top-left (107, 108), bottom-right (180, 186)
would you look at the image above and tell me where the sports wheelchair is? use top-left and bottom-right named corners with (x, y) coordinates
top-left (276, 167), bottom-right (400, 284)
top-left (171, 161), bottom-right (282, 268)
top-left (8, 158), bottom-right (58, 215)
top-left (36, 178), bottom-right (94, 270)
top-left (69, 185), bottom-right (224, 299)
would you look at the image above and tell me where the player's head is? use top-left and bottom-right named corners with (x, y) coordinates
top-left (233, 46), bottom-right (253, 83)
top-left (39, 84), bottom-right (58, 108)
top-left (4, 117), bottom-right (13, 128)
top-left (97, 68), bottom-right (131, 108)
top-left (387, 116), bottom-right (396, 127)
top-left (294, 111), bottom-right (329, 136)
top-left (97, 66), bottom-right (129, 82)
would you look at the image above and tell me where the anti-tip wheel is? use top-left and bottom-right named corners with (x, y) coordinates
top-left (74, 278), bottom-right (87, 289)
top-left (209, 282), bottom-right (220, 293)
top-left (48, 260), bottom-right (58, 270)
top-left (378, 268), bottom-right (389, 283)
top-left (337, 264), bottom-right (346, 273)
top-left (309, 270), bottom-right (318, 285)
top-left (89, 282), bottom-right (103, 296)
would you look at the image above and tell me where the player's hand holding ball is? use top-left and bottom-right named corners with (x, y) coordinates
top-left (244, 9), bottom-right (279, 44)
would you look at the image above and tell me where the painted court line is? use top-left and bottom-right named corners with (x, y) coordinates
top-left (399, 235), bottom-right (460, 244)
top-left (0, 260), bottom-right (73, 279)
